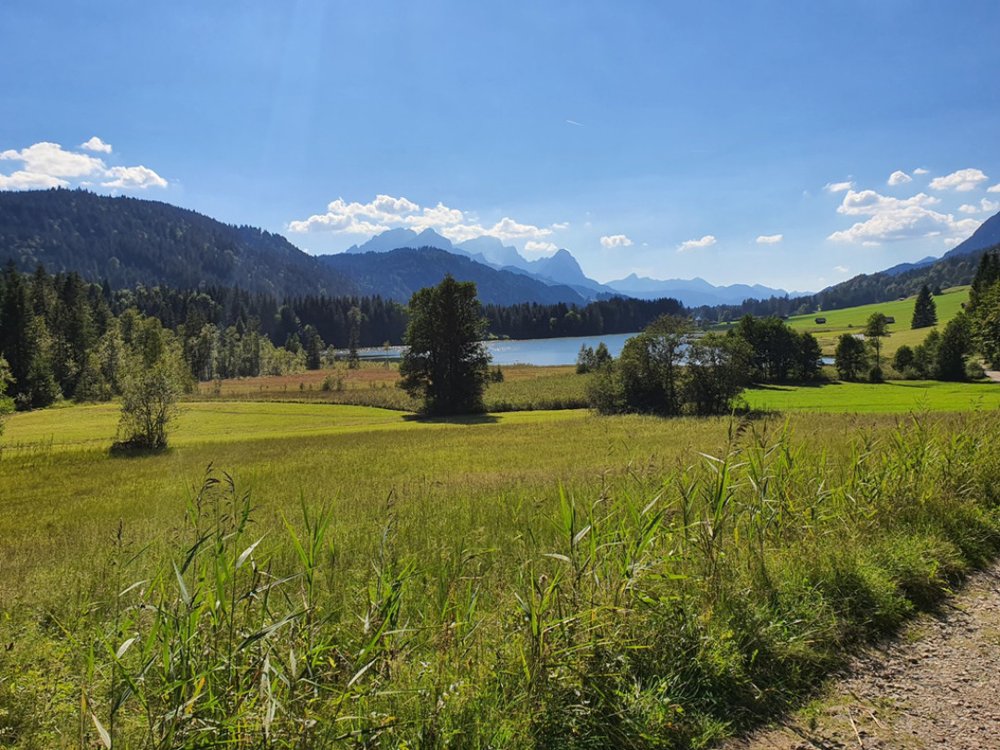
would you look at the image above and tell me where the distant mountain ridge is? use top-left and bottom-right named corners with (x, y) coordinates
top-left (605, 273), bottom-right (809, 307)
top-left (341, 227), bottom-right (618, 299)
top-left (319, 247), bottom-right (588, 306)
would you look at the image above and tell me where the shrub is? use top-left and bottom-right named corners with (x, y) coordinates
top-left (112, 357), bottom-right (182, 453)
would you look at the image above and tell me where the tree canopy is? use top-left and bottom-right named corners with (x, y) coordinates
top-left (399, 275), bottom-right (491, 415)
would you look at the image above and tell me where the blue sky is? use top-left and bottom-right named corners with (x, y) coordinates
top-left (2, 1), bottom-right (999, 291)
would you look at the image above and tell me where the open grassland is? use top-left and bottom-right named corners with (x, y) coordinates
top-left (743, 378), bottom-right (1000, 413)
top-left (184, 363), bottom-right (1000, 420)
top-left (2, 402), bottom-right (1000, 748)
top-left (782, 286), bottom-right (969, 356)
top-left (192, 363), bottom-right (590, 412)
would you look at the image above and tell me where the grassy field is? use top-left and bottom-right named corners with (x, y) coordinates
top-left (783, 286), bottom-right (969, 356)
top-left (192, 363), bottom-right (589, 412)
top-left (2, 399), bottom-right (1000, 748)
top-left (743, 379), bottom-right (1000, 413)
top-left (713, 286), bottom-right (969, 356)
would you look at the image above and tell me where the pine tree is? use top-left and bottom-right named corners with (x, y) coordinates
top-left (910, 284), bottom-right (938, 329)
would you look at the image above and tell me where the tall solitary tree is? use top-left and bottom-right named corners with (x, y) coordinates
top-left (399, 275), bottom-right (491, 415)
top-left (911, 284), bottom-right (938, 329)
top-left (864, 312), bottom-right (890, 381)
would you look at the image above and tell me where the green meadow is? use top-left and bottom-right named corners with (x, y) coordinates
top-left (783, 285), bottom-right (970, 356)
top-left (3, 385), bottom-right (1000, 747)
top-left (714, 286), bottom-right (969, 356)
top-left (743, 378), bottom-right (1000, 413)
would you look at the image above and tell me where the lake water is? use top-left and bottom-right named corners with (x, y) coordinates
top-left (355, 331), bottom-right (640, 367)
top-left (355, 332), bottom-right (835, 368)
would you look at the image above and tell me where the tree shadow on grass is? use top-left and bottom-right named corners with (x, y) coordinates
top-left (747, 379), bottom-right (843, 392)
top-left (402, 413), bottom-right (501, 425)
top-left (109, 441), bottom-right (171, 458)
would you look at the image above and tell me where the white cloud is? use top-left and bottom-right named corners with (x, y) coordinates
top-left (80, 136), bottom-right (112, 154)
top-left (887, 170), bottom-right (912, 186)
top-left (834, 265), bottom-right (849, 274)
top-left (1, 141), bottom-right (105, 178)
top-left (0, 139), bottom-right (167, 192)
top-left (913, 168), bottom-right (929, 175)
top-left (929, 168), bottom-right (988, 192)
top-left (600, 234), bottom-right (633, 249)
top-left (828, 187), bottom-right (980, 244)
top-left (0, 171), bottom-right (69, 190)
top-left (287, 194), bottom-right (566, 247)
top-left (524, 240), bottom-right (557, 255)
top-left (755, 234), bottom-right (783, 245)
top-left (960, 198), bottom-right (1000, 215)
top-left (988, 183), bottom-right (1000, 193)
top-left (677, 235), bottom-right (716, 253)
top-left (102, 165), bottom-right (167, 189)
top-left (825, 181), bottom-right (853, 193)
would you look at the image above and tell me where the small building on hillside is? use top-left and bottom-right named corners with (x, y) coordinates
top-left (815, 317), bottom-right (827, 324)
top-left (885, 316), bottom-right (895, 324)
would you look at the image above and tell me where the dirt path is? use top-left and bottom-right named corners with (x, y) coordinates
top-left (724, 563), bottom-right (1000, 749)
top-left (985, 370), bottom-right (1000, 383)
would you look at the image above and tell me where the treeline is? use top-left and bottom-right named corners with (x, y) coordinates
top-left (0, 262), bottom-right (690, 408)
top-left (483, 296), bottom-right (685, 339)
top-left (0, 264), bottom-right (309, 408)
top-left (586, 314), bottom-right (823, 417)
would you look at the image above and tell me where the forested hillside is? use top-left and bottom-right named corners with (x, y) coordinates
top-left (0, 189), bottom-right (356, 298)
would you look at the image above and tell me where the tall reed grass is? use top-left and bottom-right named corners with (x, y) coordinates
top-left (9, 414), bottom-right (1000, 748)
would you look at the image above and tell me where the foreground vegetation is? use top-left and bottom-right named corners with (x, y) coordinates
top-left (2, 402), bottom-right (1000, 748)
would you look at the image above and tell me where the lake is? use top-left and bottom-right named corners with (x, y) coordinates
top-left (354, 333), bottom-right (836, 368)
top-left (354, 332), bottom-right (641, 366)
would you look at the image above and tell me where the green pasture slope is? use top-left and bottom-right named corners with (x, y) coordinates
top-left (714, 286), bottom-right (969, 356)
top-left (784, 285), bottom-right (969, 355)
top-left (3, 398), bottom-right (1000, 748)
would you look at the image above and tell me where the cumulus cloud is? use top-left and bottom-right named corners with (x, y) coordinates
top-left (287, 194), bottom-right (566, 247)
top-left (600, 234), bottom-right (633, 249)
top-left (929, 168), bottom-right (988, 192)
top-left (524, 241), bottom-right (557, 255)
top-left (989, 184), bottom-right (1000, 193)
top-left (825, 181), bottom-right (853, 193)
top-left (960, 198), bottom-right (1000, 215)
top-left (0, 171), bottom-right (69, 190)
top-left (102, 165), bottom-right (167, 189)
top-left (913, 168), bottom-right (929, 175)
top-left (677, 235), bottom-right (716, 253)
top-left (755, 234), bottom-right (783, 245)
top-left (827, 187), bottom-right (980, 244)
top-left (834, 265), bottom-right (849, 274)
top-left (0, 139), bottom-right (167, 192)
top-left (80, 136), bottom-right (112, 153)
top-left (888, 170), bottom-right (912, 186)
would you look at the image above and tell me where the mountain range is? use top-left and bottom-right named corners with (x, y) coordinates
top-left (1, 188), bottom-right (999, 313)
top-left (603, 274), bottom-right (807, 307)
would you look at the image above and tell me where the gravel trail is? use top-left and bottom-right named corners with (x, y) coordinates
top-left (724, 563), bottom-right (1000, 749)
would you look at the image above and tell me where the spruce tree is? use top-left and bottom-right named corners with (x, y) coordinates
top-left (400, 275), bottom-right (490, 415)
top-left (911, 284), bottom-right (937, 329)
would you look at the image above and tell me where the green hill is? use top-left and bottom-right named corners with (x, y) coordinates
top-left (784, 286), bottom-right (969, 355)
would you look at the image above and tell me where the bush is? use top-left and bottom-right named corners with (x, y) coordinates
top-left (112, 357), bottom-right (182, 453)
